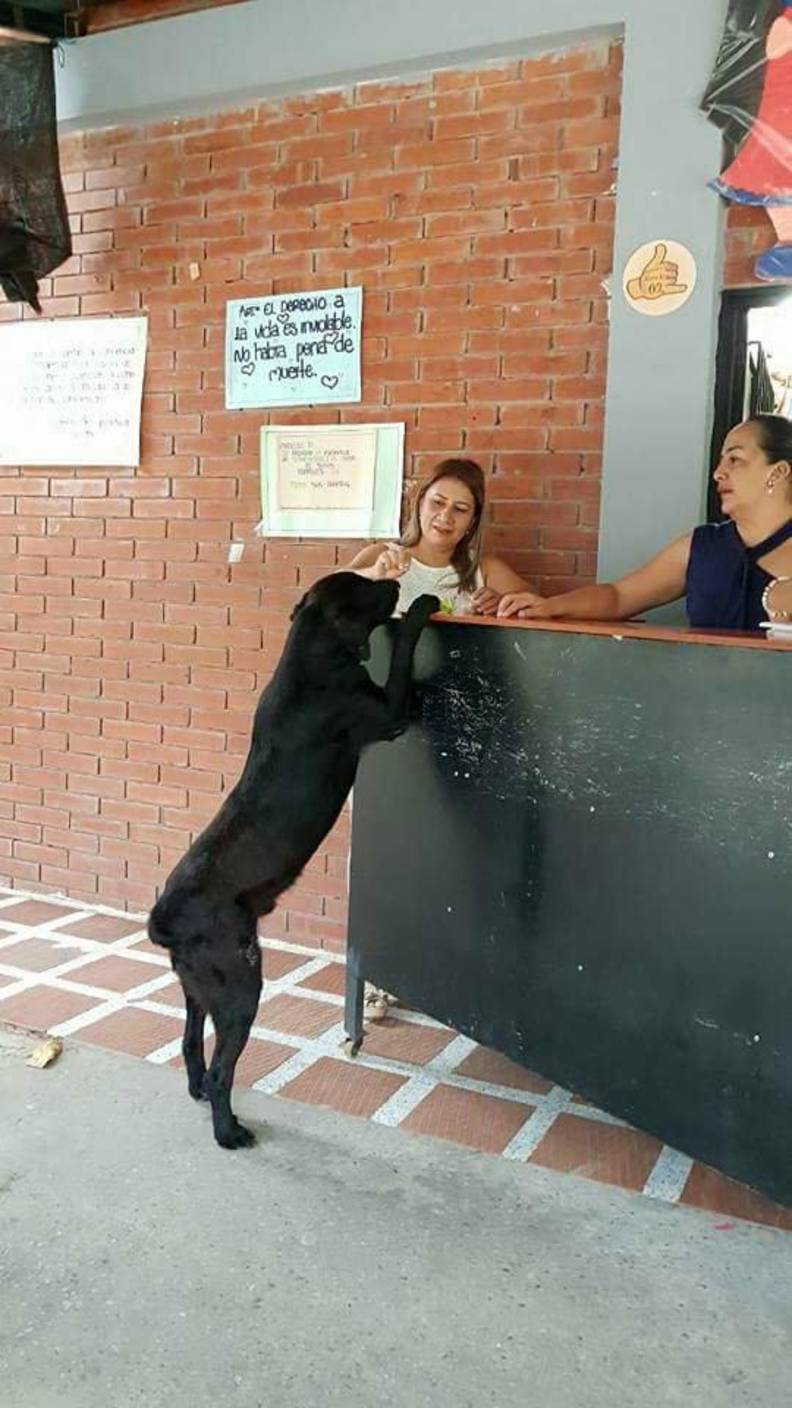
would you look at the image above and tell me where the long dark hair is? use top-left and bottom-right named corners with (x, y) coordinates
top-left (748, 414), bottom-right (792, 465)
top-left (400, 458), bottom-right (486, 593)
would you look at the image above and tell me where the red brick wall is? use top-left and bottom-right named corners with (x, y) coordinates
top-left (724, 204), bottom-right (777, 288)
top-left (0, 42), bottom-right (622, 941)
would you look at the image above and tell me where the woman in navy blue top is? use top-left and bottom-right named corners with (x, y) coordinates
top-left (498, 415), bottom-right (792, 632)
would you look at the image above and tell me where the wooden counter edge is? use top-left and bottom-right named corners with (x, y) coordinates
top-left (429, 614), bottom-right (792, 652)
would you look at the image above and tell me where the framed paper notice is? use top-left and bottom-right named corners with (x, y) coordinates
top-left (0, 315), bottom-right (147, 467)
top-left (259, 423), bottom-right (404, 538)
top-left (226, 287), bottom-right (362, 410)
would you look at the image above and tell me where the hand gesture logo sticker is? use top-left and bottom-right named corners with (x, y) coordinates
top-left (623, 239), bottom-right (697, 316)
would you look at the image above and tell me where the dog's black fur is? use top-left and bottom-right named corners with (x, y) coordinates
top-left (148, 572), bottom-right (438, 1149)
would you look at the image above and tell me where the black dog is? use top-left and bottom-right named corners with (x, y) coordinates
top-left (148, 572), bottom-right (438, 1148)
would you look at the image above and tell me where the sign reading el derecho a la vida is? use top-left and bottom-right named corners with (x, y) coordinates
top-left (225, 287), bottom-right (362, 409)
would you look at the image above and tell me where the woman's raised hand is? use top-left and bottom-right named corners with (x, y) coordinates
top-left (371, 544), bottom-right (411, 580)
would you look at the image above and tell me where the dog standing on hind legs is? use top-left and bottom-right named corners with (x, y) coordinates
top-left (148, 573), bottom-right (439, 1149)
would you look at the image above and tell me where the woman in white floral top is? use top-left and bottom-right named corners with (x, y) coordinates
top-left (345, 458), bottom-right (533, 619)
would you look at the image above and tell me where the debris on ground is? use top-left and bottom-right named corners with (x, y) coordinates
top-left (26, 1036), bottom-right (63, 1069)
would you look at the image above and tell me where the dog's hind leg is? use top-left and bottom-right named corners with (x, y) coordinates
top-left (183, 995), bottom-right (207, 1101)
top-left (205, 969), bottom-right (261, 1150)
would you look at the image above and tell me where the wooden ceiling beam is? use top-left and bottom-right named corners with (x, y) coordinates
top-left (77, 0), bottom-right (244, 34)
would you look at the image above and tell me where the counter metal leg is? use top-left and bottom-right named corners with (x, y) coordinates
top-left (344, 950), bottom-right (365, 1056)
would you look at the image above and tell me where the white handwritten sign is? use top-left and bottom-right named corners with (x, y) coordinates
top-left (225, 286), bottom-right (362, 410)
top-left (260, 423), bottom-right (404, 538)
top-left (276, 429), bottom-right (376, 511)
top-left (0, 316), bottom-right (147, 467)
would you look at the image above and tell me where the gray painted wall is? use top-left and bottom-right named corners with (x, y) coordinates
top-left (56, 0), bottom-right (729, 597)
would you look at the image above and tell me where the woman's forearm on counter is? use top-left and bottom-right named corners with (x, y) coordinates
top-left (545, 584), bottom-right (625, 620)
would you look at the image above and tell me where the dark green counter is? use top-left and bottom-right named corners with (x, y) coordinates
top-left (346, 616), bottom-right (792, 1206)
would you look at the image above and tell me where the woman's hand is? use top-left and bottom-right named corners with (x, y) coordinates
top-left (497, 591), bottom-right (552, 619)
top-left (469, 586), bottom-right (502, 616)
top-left (369, 544), bottom-right (411, 581)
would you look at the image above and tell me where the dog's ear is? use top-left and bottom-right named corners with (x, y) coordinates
top-left (289, 592), bottom-right (309, 623)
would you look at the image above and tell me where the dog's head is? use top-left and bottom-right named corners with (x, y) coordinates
top-left (290, 572), bottom-right (399, 660)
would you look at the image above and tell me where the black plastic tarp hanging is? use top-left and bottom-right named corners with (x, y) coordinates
top-left (701, 0), bottom-right (784, 163)
top-left (0, 43), bottom-right (71, 313)
top-left (702, 1), bottom-right (792, 282)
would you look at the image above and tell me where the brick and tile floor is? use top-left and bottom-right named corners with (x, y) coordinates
top-left (1, 885), bottom-right (791, 1233)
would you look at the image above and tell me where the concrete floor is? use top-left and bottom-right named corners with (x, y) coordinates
top-left (1, 1026), bottom-right (790, 1408)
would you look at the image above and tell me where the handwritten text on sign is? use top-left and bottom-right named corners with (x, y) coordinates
top-left (225, 286), bottom-right (362, 409)
top-left (276, 430), bottom-right (377, 511)
top-left (260, 422), bottom-right (404, 539)
top-left (0, 315), bottom-right (147, 467)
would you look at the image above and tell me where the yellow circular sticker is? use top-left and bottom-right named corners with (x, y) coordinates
top-left (623, 240), bottom-right (697, 317)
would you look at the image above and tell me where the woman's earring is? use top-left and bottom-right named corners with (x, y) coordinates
top-left (767, 478), bottom-right (776, 495)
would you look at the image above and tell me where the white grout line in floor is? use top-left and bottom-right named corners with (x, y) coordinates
top-left (642, 1146), bottom-right (695, 1203)
top-left (501, 1087), bottom-right (575, 1161)
top-left (370, 1075), bottom-right (443, 1127)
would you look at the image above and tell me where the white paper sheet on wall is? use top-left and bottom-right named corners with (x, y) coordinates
top-left (259, 422), bottom-right (404, 538)
top-left (0, 316), bottom-right (148, 467)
